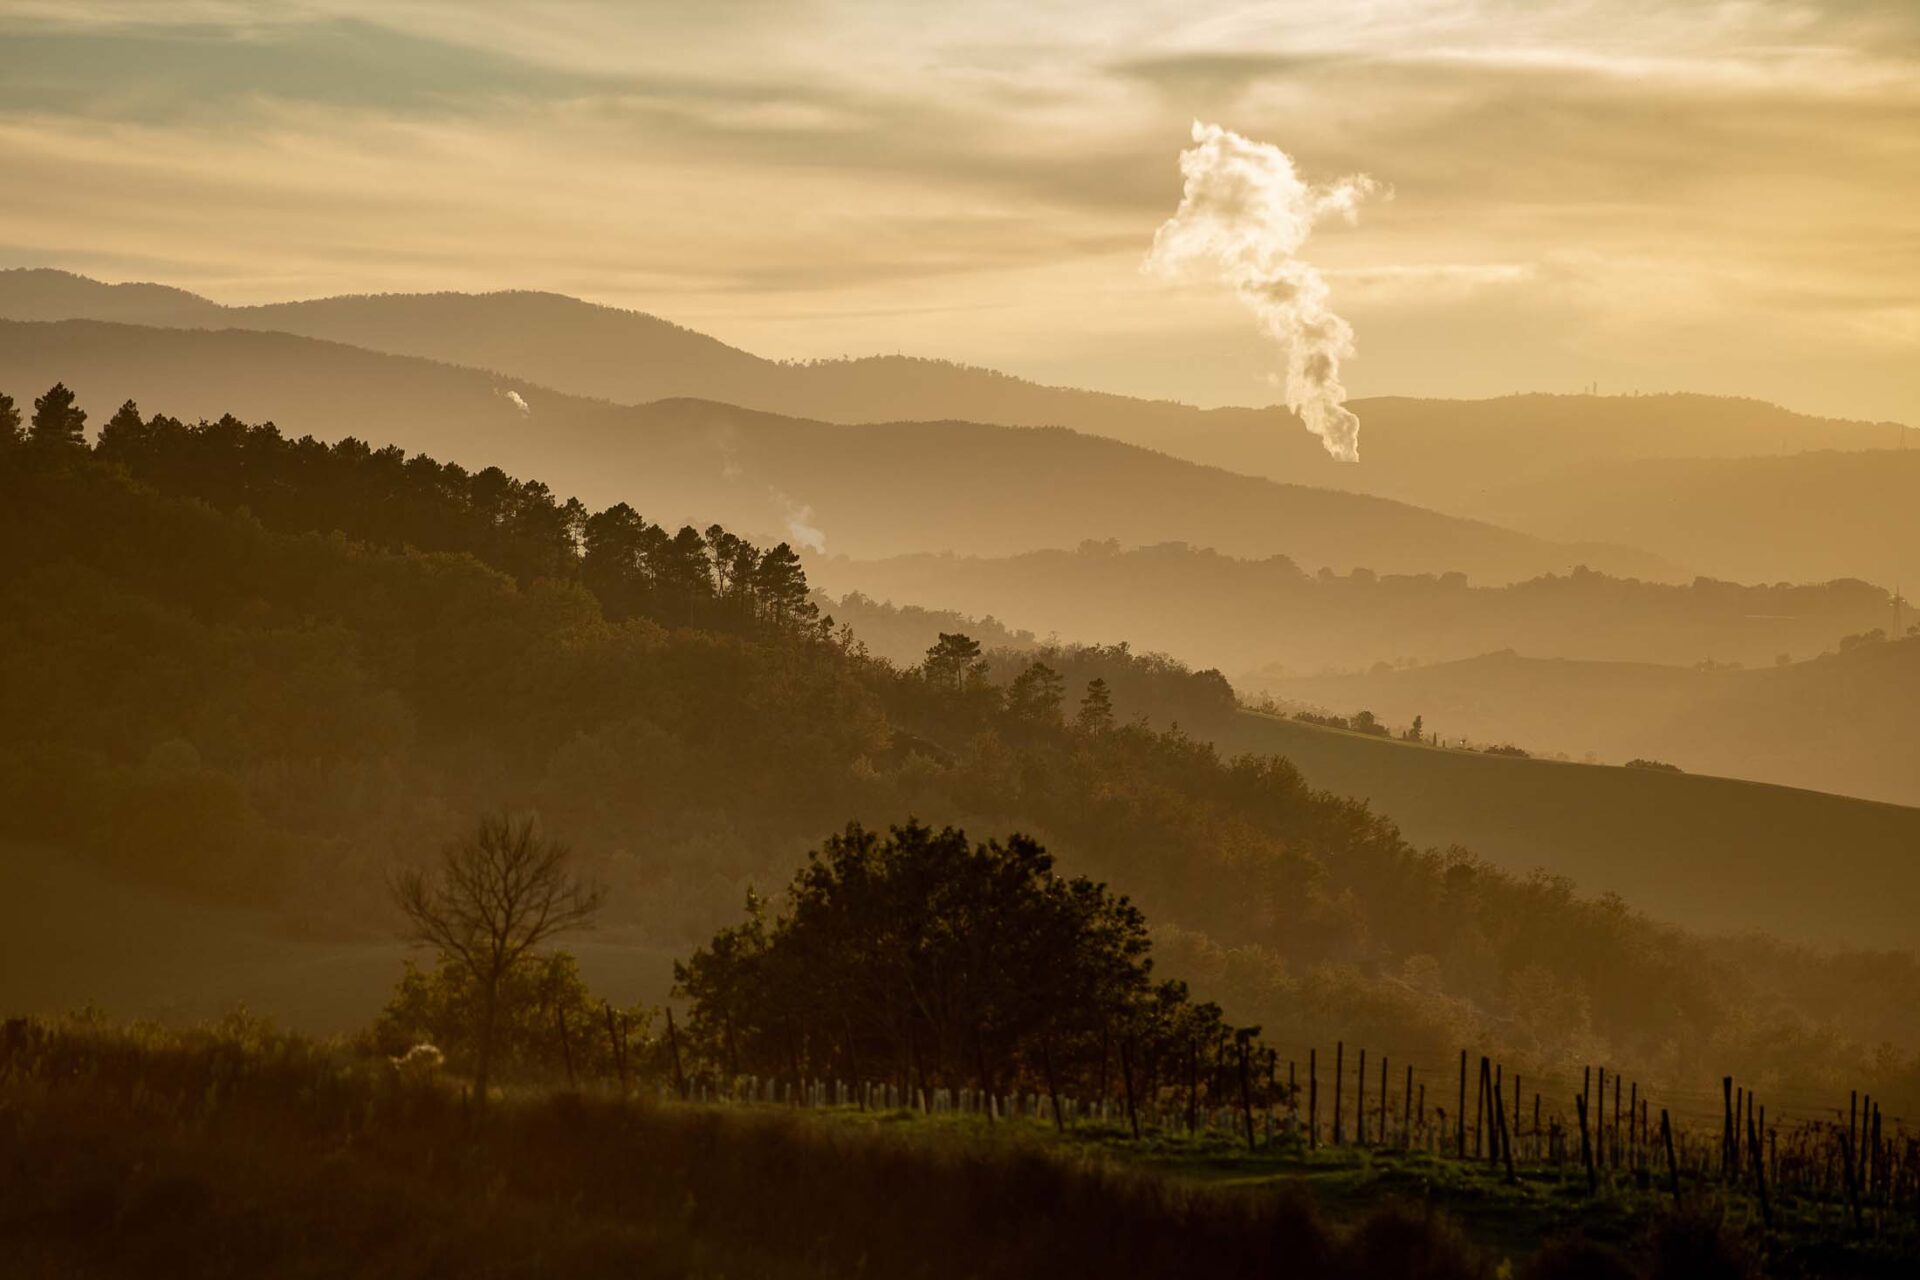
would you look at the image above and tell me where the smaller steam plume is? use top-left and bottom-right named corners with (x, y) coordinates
top-left (1147, 121), bottom-right (1379, 461)
top-left (497, 388), bottom-right (531, 415)
top-left (773, 489), bottom-right (826, 553)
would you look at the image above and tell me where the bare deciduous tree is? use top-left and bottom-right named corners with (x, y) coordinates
top-left (392, 812), bottom-right (604, 1109)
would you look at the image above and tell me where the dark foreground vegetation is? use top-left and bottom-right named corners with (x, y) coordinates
top-left (4, 387), bottom-right (1919, 1107)
top-left (6, 1016), bottom-right (1872, 1280)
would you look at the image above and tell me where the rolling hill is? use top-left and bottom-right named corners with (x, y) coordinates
top-left (1468, 450), bottom-right (1920, 592)
top-left (1257, 634), bottom-right (1920, 808)
top-left (0, 318), bottom-right (1678, 582)
top-left (5, 269), bottom-right (1909, 521)
top-left (807, 543), bottom-right (1893, 675)
top-left (1211, 709), bottom-right (1920, 949)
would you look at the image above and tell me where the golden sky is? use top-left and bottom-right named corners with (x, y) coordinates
top-left (0, 1), bottom-right (1914, 422)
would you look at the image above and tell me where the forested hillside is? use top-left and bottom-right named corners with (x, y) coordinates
top-left (3, 395), bottom-right (1918, 1105)
top-left (1212, 711), bottom-right (1920, 948)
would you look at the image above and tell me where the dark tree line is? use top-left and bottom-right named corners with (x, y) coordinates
top-left (0, 382), bottom-right (88, 452)
top-left (7, 386), bottom-right (826, 637)
top-left (674, 822), bottom-right (1276, 1124)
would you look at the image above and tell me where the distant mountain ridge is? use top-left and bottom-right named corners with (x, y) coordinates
top-left (1471, 449), bottom-right (1920, 591)
top-left (0, 318), bottom-right (1678, 583)
top-left (5, 270), bottom-right (1908, 515)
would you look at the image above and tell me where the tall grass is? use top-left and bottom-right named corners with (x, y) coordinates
top-left (0, 1017), bottom-right (1782, 1279)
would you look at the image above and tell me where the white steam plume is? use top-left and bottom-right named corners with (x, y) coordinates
top-left (498, 387), bottom-right (531, 415)
top-left (1146, 121), bottom-right (1380, 461)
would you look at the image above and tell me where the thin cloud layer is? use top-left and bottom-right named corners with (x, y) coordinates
top-left (0, 0), bottom-right (1912, 421)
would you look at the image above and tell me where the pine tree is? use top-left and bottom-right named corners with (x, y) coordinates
top-left (96, 399), bottom-right (146, 457)
top-left (1076, 677), bottom-right (1114, 733)
top-left (753, 543), bottom-right (815, 630)
top-left (922, 632), bottom-right (986, 694)
top-left (29, 383), bottom-right (87, 451)
top-left (0, 392), bottom-right (20, 448)
top-left (1005, 661), bottom-right (1065, 726)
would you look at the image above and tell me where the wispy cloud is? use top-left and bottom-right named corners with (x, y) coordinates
top-left (0, 0), bottom-right (1912, 421)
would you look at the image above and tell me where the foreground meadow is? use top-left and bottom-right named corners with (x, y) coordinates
top-left (5, 1016), bottom-right (1911, 1279)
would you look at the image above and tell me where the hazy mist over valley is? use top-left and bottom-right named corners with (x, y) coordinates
top-left (3, 4), bottom-right (1917, 1276)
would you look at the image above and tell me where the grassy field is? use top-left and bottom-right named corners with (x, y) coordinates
top-left (7, 1017), bottom-right (1914, 1278)
top-left (804, 1102), bottom-right (1913, 1278)
top-left (1213, 710), bottom-right (1920, 949)
top-left (0, 844), bottom-right (681, 1034)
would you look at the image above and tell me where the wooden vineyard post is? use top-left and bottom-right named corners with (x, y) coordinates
top-left (1118, 1033), bottom-right (1141, 1140)
top-left (1475, 1056), bottom-right (1489, 1161)
top-left (1661, 1109), bottom-right (1680, 1204)
top-left (1489, 1059), bottom-right (1502, 1163)
top-left (1308, 1048), bottom-right (1319, 1150)
top-left (1596, 1066), bottom-right (1606, 1169)
top-left (1747, 1111), bottom-right (1773, 1230)
top-left (1379, 1055), bottom-right (1388, 1149)
top-left (1629, 1081), bottom-right (1637, 1167)
top-left (1839, 1130), bottom-right (1864, 1234)
top-left (1576, 1091), bottom-right (1597, 1195)
top-left (1356, 1047), bottom-right (1366, 1145)
top-left (1871, 1103), bottom-right (1883, 1206)
top-left (1403, 1063), bottom-right (1413, 1148)
top-left (1735, 1085), bottom-right (1744, 1173)
top-left (1333, 1042), bottom-right (1345, 1146)
top-left (1612, 1073), bottom-right (1622, 1168)
top-left (664, 1005), bottom-right (687, 1097)
top-left (1861, 1095), bottom-right (1872, 1200)
top-left (1457, 1050), bottom-right (1468, 1158)
top-left (1511, 1073), bottom-right (1521, 1158)
top-left (1728, 1074), bottom-right (1743, 1174)
top-left (1494, 1079), bottom-right (1517, 1184)
top-left (1237, 1038), bottom-right (1256, 1152)
top-left (1486, 1061), bottom-right (1502, 1170)
top-left (605, 1001), bottom-right (630, 1093)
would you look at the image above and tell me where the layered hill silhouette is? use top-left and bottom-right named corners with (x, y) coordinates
top-left (1259, 633), bottom-right (1920, 809)
top-left (0, 317), bottom-right (1675, 582)
top-left (808, 543), bottom-right (1893, 675)
top-left (1470, 450), bottom-right (1920, 591)
top-left (1214, 709), bottom-right (1920, 947)
top-left (6, 270), bottom-right (1908, 520)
